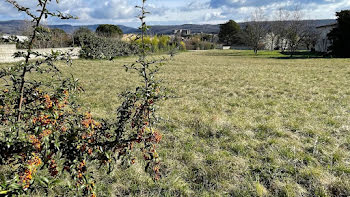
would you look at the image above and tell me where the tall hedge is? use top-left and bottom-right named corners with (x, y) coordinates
top-left (78, 33), bottom-right (138, 59)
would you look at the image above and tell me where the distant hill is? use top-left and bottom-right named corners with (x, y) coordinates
top-left (144, 19), bottom-right (336, 35)
top-left (0, 20), bottom-right (138, 35)
top-left (239, 19), bottom-right (337, 29)
top-left (0, 19), bottom-right (336, 36)
top-left (0, 20), bottom-right (29, 35)
top-left (48, 24), bottom-right (138, 34)
top-left (147, 24), bottom-right (220, 35)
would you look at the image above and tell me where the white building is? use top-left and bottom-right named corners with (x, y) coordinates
top-left (263, 33), bottom-right (289, 51)
top-left (1, 34), bottom-right (29, 43)
top-left (315, 23), bottom-right (337, 52)
top-left (174, 29), bottom-right (191, 36)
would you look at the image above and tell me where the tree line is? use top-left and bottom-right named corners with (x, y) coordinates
top-left (14, 23), bottom-right (124, 49)
top-left (219, 7), bottom-right (321, 56)
top-left (218, 8), bottom-right (350, 57)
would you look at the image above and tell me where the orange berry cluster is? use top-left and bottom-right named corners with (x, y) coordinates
top-left (61, 126), bottom-right (68, 132)
top-left (28, 129), bottom-right (53, 151)
top-left (28, 153), bottom-right (42, 166)
top-left (44, 94), bottom-right (53, 109)
top-left (152, 130), bottom-right (162, 143)
top-left (80, 113), bottom-right (103, 158)
top-left (153, 164), bottom-right (161, 180)
top-left (29, 135), bottom-right (41, 151)
top-left (76, 160), bottom-right (95, 196)
top-left (20, 153), bottom-right (42, 189)
top-left (77, 160), bottom-right (86, 182)
top-left (43, 91), bottom-right (69, 110)
top-left (29, 91), bottom-right (72, 153)
top-left (20, 90), bottom-right (73, 189)
top-left (40, 129), bottom-right (52, 138)
top-left (131, 158), bottom-right (136, 165)
top-left (82, 112), bottom-right (101, 129)
top-left (21, 169), bottom-right (33, 190)
top-left (32, 114), bottom-right (54, 126)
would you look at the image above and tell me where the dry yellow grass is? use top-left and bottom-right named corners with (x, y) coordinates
top-left (3, 50), bottom-right (350, 196)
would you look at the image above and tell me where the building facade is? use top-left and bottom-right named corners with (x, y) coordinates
top-left (315, 23), bottom-right (337, 52)
top-left (174, 29), bottom-right (191, 37)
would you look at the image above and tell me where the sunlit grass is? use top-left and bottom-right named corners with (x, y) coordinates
top-left (2, 50), bottom-right (350, 196)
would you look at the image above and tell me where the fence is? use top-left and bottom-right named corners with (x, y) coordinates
top-left (0, 44), bottom-right (81, 63)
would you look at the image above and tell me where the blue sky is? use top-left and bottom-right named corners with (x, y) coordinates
top-left (0, 0), bottom-right (349, 27)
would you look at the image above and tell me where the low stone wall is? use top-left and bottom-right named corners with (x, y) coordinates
top-left (0, 44), bottom-right (17, 63)
top-left (0, 44), bottom-right (81, 63)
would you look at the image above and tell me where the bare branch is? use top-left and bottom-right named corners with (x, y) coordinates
top-left (5, 0), bottom-right (38, 20)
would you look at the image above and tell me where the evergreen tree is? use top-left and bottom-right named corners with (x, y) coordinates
top-left (218, 20), bottom-right (241, 45)
top-left (328, 10), bottom-right (350, 57)
top-left (96, 24), bottom-right (123, 38)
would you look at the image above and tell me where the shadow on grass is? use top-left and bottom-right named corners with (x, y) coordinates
top-left (272, 51), bottom-right (328, 59)
top-left (199, 50), bottom-right (331, 59)
top-left (200, 50), bottom-right (280, 58)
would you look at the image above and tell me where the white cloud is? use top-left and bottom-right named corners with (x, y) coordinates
top-left (0, 0), bottom-right (349, 26)
top-left (91, 0), bottom-right (136, 19)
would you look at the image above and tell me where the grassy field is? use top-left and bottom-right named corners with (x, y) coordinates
top-left (3, 50), bottom-right (350, 196)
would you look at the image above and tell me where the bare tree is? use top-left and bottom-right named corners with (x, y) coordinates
top-left (265, 7), bottom-right (321, 55)
top-left (243, 8), bottom-right (268, 54)
top-left (21, 21), bottom-right (50, 48)
top-left (270, 8), bottom-right (291, 51)
top-left (279, 7), bottom-right (313, 57)
top-left (266, 21), bottom-right (279, 51)
top-left (302, 21), bottom-right (321, 51)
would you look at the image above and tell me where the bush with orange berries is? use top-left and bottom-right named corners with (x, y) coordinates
top-left (0, 0), bottom-right (165, 196)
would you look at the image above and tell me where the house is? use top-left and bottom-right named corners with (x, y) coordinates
top-left (315, 23), bottom-right (337, 52)
top-left (262, 32), bottom-right (291, 51)
top-left (174, 29), bottom-right (191, 37)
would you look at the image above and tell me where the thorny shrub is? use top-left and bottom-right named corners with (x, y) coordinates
top-left (0, 0), bottom-right (166, 196)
